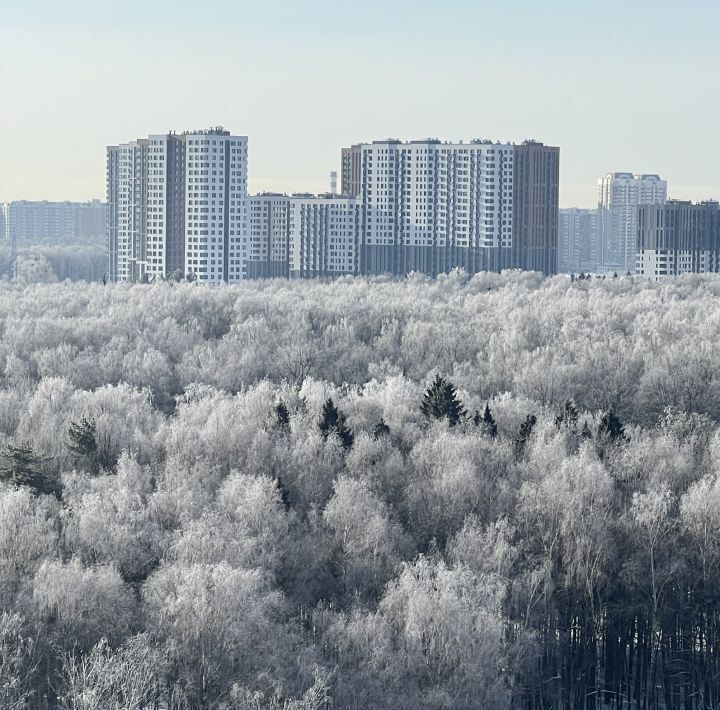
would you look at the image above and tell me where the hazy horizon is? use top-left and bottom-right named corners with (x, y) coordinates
top-left (1, 0), bottom-right (718, 208)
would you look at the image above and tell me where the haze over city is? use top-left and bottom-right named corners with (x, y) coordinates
top-left (1, 0), bottom-right (718, 207)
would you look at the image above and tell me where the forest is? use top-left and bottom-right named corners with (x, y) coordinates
top-left (2, 270), bottom-right (720, 709)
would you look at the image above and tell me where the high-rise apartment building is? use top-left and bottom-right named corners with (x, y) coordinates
top-left (636, 200), bottom-right (720, 278)
top-left (107, 139), bottom-right (148, 282)
top-left (289, 194), bottom-right (361, 278)
top-left (106, 127), bottom-right (248, 283)
top-left (0, 203), bottom-right (7, 241)
top-left (247, 194), bottom-right (290, 278)
top-left (340, 138), bottom-right (559, 276)
top-left (512, 141), bottom-right (560, 274)
top-left (559, 208), bottom-right (598, 273)
top-left (598, 173), bottom-right (667, 273)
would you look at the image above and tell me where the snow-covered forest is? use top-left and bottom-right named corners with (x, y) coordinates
top-left (3, 271), bottom-right (720, 709)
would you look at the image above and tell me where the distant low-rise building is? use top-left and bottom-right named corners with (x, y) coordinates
top-left (636, 200), bottom-right (720, 278)
top-left (5, 200), bottom-right (105, 243)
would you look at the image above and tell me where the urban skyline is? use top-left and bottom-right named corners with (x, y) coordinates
top-left (105, 130), bottom-right (560, 282)
top-left (2, 1), bottom-right (719, 207)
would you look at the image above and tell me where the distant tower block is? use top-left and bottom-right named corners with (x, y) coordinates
top-left (330, 171), bottom-right (338, 195)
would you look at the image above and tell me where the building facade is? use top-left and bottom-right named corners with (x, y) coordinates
top-left (340, 138), bottom-right (559, 276)
top-left (341, 145), bottom-right (362, 199)
top-left (106, 139), bottom-right (148, 282)
top-left (512, 141), bottom-right (560, 274)
top-left (289, 195), bottom-right (361, 278)
top-left (247, 194), bottom-right (290, 278)
top-left (106, 127), bottom-right (248, 283)
top-left (0, 203), bottom-right (7, 241)
top-left (4, 200), bottom-right (105, 243)
top-left (559, 208), bottom-right (598, 273)
top-left (636, 200), bottom-right (720, 278)
top-left (598, 173), bottom-right (667, 273)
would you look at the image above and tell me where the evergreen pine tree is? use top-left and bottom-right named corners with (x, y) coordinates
top-left (275, 476), bottom-right (293, 510)
top-left (581, 421), bottom-right (593, 440)
top-left (482, 404), bottom-right (498, 438)
top-left (599, 409), bottom-right (626, 443)
top-left (274, 401), bottom-right (291, 432)
top-left (68, 416), bottom-right (99, 472)
top-left (420, 374), bottom-right (466, 427)
top-left (318, 398), bottom-right (354, 450)
top-left (373, 418), bottom-right (391, 439)
top-left (0, 444), bottom-right (60, 498)
top-left (514, 415), bottom-right (537, 457)
top-left (554, 399), bottom-right (579, 430)
top-left (472, 410), bottom-right (482, 427)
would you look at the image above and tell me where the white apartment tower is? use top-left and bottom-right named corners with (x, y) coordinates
top-left (289, 195), bottom-right (361, 278)
top-left (106, 140), bottom-right (146, 282)
top-left (352, 140), bottom-right (515, 274)
top-left (107, 127), bottom-right (248, 283)
top-left (598, 173), bottom-right (667, 273)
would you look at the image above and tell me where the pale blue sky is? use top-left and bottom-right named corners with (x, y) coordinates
top-left (1, 0), bottom-right (718, 207)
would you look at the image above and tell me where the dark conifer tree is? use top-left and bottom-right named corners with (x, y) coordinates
top-left (514, 414), bottom-right (537, 457)
top-left (581, 421), bottom-right (593, 440)
top-left (275, 476), bottom-right (293, 511)
top-left (0, 444), bottom-right (60, 498)
top-left (555, 399), bottom-right (579, 430)
top-left (420, 374), bottom-right (466, 427)
top-left (599, 409), bottom-right (626, 443)
top-left (319, 398), bottom-right (354, 450)
top-left (274, 401), bottom-right (291, 432)
top-left (68, 416), bottom-right (99, 472)
top-left (482, 404), bottom-right (498, 438)
top-left (373, 418), bottom-right (391, 439)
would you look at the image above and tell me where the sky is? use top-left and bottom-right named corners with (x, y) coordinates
top-left (0, 0), bottom-right (718, 208)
